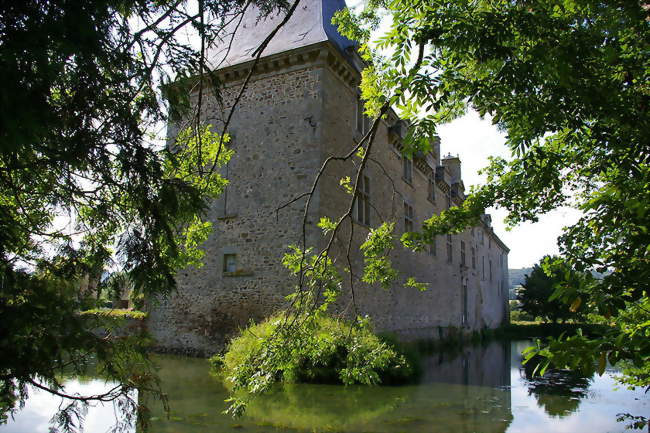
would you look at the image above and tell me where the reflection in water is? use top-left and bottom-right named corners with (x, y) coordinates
top-left (1, 340), bottom-right (647, 433)
top-left (138, 341), bottom-right (513, 433)
top-left (421, 340), bottom-right (511, 388)
top-left (510, 339), bottom-right (595, 419)
top-left (522, 361), bottom-right (593, 418)
top-left (245, 382), bottom-right (512, 433)
top-left (244, 383), bottom-right (408, 431)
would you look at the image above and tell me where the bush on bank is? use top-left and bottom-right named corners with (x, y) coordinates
top-left (211, 313), bottom-right (415, 387)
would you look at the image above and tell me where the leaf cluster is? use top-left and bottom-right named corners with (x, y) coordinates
top-left (516, 255), bottom-right (590, 323)
top-left (213, 312), bottom-right (412, 416)
top-left (340, 0), bottom-right (650, 386)
top-left (0, 0), bottom-right (287, 427)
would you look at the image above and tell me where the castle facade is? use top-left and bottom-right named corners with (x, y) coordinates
top-left (147, 0), bottom-right (509, 354)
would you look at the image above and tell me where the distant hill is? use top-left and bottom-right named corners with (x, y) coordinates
top-left (508, 267), bottom-right (607, 301)
top-left (509, 267), bottom-right (533, 288)
top-left (509, 267), bottom-right (607, 289)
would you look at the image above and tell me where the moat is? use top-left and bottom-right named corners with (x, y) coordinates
top-left (2, 340), bottom-right (647, 433)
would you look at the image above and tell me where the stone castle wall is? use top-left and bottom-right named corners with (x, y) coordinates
top-left (317, 64), bottom-right (508, 340)
top-left (146, 43), bottom-right (509, 354)
top-left (146, 61), bottom-right (326, 355)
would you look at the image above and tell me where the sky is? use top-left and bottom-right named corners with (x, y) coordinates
top-left (436, 111), bottom-right (582, 269)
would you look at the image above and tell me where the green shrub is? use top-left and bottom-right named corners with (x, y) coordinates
top-left (376, 332), bottom-right (424, 380)
top-left (510, 309), bottom-right (535, 322)
top-left (212, 313), bottom-right (414, 389)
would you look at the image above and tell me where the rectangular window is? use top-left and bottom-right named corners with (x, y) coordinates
top-left (428, 237), bottom-right (436, 256)
top-left (446, 192), bottom-right (452, 209)
top-left (471, 247), bottom-right (476, 269)
top-left (482, 256), bottom-right (485, 280)
top-left (446, 234), bottom-right (453, 263)
top-left (355, 174), bottom-right (371, 225)
top-left (356, 95), bottom-right (364, 134)
top-left (462, 284), bottom-right (468, 326)
top-left (490, 260), bottom-right (493, 282)
top-left (427, 176), bottom-right (436, 202)
top-left (404, 202), bottom-right (414, 232)
top-left (403, 157), bottom-right (413, 184)
top-left (223, 254), bottom-right (237, 273)
top-left (461, 241), bottom-right (466, 267)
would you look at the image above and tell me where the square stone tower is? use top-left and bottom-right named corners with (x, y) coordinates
top-left (147, 0), bottom-right (510, 355)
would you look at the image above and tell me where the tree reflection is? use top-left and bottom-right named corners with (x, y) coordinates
top-left (522, 359), bottom-right (594, 418)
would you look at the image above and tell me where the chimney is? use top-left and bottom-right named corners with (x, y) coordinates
top-left (442, 153), bottom-right (462, 184)
top-left (431, 136), bottom-right (441, 163)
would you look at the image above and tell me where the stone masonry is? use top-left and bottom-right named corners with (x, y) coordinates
top-left (146, 0), bottom-right (509, 355)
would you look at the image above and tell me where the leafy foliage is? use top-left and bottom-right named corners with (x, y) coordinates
top-left (335, 0), bottom-right (650, 387)
top-left (360, 222), bottom-right (398, 289)
top-left (0, 267), bottom-right (162, 429)
top-left (282, 246), bottom-right (343, 313)
top-left (0, 0), bottom-right (286, 428)
top-left (214, 242), bottom-right (424, 415)
top-left (213, 312), bottom-right (413, 416)
top-left (516, 256), bottom-right (590, 323)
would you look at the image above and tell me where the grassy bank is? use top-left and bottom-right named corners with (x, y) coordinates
top-left (494, 321), bottom-right (609, 340)
top-left (79, 308), bottom-right (147, 320)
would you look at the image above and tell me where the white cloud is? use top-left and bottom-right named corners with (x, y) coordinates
top-left (437, 110), bottom-right (582, 269)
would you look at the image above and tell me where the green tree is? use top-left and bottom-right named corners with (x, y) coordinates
top-left (329, 0), bottom-right (649, 387)
top-left (220, 0), bottom-right (649, 411)
top-left (516, 256), bottom-right (589, 323)
top-left (0, 0), bottom-right (288, 429)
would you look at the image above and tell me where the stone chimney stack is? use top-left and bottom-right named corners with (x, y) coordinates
top-left (432, 137), bottom-right (441, 163)
top-left (442, 153), bottom-right (462, 184)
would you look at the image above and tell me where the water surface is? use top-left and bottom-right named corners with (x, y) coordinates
top-left (2, 340), bottom-right (647, 432)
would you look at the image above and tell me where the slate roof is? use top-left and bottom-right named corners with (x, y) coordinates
top-left (208, 0), bottom-right (356, 69)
